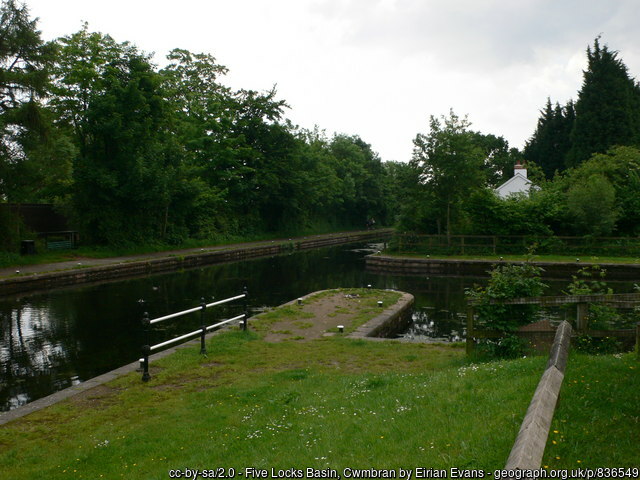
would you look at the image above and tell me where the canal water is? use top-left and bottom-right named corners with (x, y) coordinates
top-left (0, 241), bottom-right (633, 412)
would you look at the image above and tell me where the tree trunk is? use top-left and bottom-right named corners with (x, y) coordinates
top-left (446, 202), bottom-right (451, 246)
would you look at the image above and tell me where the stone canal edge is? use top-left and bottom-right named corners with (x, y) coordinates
top-left (0, 229), bottom-right (392, 296)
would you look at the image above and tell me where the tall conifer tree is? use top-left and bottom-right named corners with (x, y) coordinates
top-left (567, 37), bottom-right (640, 167)
top-left (524, 99), bottom-right (575, 179)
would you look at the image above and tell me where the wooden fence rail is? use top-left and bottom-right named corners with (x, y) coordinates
top-left (466, 292), bottom-right (640, 355)
top-left (391, 233), bottom-right (640, 256)
top-left (505, 321), bottom-right (572, 471)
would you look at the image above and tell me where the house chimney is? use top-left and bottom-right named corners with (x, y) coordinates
top-left (514, 160), bottom-right (527, 179)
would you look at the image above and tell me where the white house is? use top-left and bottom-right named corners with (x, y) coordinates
top-left (495, 161), bottom-right (534, 198)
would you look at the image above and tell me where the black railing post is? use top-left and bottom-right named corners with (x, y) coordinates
top-left (243, 286), bottom-right (249, 331)
top-left (142, 312), bottom-right (151, 382)
top-left (200, 297), bottom-right (207, 355)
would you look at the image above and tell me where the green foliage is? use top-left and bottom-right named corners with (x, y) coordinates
top-left (564, 265), bottom-right (627, 333)
top-left (0, 0), bottom-right (58, 202)
top-left (466, 262), bottom-right (547, 332)
top-left (566, 173), bottom-right (618, 236)
top-left (567, 37), bottom-right (640, 167)
top-left (471, 131), bottom-right (524, 187)
top-left (574, 334), bottom-right (623, 354)
top-left (524, 98), bottom-right (575, 179)
top-left (409, 110), bottom-right (486, 235)
top-left (565, 264), bottom-right (612, 296)
top-left (562, 146), bottom-right (640, 235)
top-left (462, 187), bottom-right (557, 236)
top-left (70, 45), bottom-right (178, 244)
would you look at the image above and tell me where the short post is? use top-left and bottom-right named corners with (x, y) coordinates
top-left (200, 297), bottom-right (207, 355)
top-left (141, 312), bottom-right (151, 382)
top-left (576, 302), bottom-right (589, 332)
top-left (636, 322), bottom-right (640, 359)
top-left (243, 286), bottom-right (249, 331)
top-left (141, 345), bottom-right (151, 382)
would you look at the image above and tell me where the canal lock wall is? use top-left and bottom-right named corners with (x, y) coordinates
top-left (0, 230), bottom-right (392, 297)
top-left (366, 254), bottom-right (640, 279)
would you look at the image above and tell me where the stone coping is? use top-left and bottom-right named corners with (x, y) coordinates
top-left (366, 254), bottom-right (640, 279)
top-left (0, 230), bottom-right (392, 296)
top-left (0, 328), bottom-right (229, 426)
top-left (348, 292), bottom-right (414, 339)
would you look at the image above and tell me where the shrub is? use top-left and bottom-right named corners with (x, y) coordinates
top-left (466, 262), bottom-right (547, 332)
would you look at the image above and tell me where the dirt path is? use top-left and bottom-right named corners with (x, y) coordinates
top-left (255, 289), bottom-right (403, 342)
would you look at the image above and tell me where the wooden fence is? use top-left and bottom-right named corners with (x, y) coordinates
top-left (466, 292), bottom-right (640, 355)
top-left (391, 233), bottom-right (640, 257)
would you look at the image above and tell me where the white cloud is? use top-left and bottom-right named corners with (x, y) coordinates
top-left (24, 0), bottom-right (640, 161)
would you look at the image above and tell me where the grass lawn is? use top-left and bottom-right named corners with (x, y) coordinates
top-left (1, 300), bottom-right (636, 478)
top-left (0, 330), bottom-right (547, 479)
top-left (542, 352), bottom-right (639, 469)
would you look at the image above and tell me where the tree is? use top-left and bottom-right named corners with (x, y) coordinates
top-left (566, 174), bottom-right (618, 236)
top-left (561, 145), bottom-right (640, 235)
top-left (470, 131), bottom-right (523, 187)
top-left (0, 0), bottom-right (56, 201)
top-left (72, 49), bottom-right (179, 244)
top-left (524, 98), bottom-right (575, 178)
top-left (410, 110), bottom-right (485, 237)
top-left (566, 37), bottom-right (640, 167)
top-left (50, 23), bottom-right (141, 151)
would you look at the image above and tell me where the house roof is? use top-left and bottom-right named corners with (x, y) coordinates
top-left (495, 172), bottom-right (533, 195)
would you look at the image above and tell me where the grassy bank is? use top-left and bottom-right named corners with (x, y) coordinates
top-left (0, 330), bottom-right (548, 478)
top-left (381, 252), bottom-right (640, 264)
top-left (2, 302), bottom-right (636, 477)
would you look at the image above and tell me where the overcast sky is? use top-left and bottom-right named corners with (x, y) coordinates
top-left (24, 0), bottom-right (640, 162)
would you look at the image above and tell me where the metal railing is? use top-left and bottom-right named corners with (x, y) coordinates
top-left (140, 288), bottom-right (249, 381)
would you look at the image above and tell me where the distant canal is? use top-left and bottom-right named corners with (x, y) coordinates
top-left (1, 241), bottom-right (633, 412)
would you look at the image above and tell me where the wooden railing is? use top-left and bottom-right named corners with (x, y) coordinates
top-left (466, 292), bottom-right (640, 355)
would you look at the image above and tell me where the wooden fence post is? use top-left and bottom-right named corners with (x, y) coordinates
top-left (636, 322), bottom-right (640, 359)
top-left (576, 302), bottom-right (589, 332)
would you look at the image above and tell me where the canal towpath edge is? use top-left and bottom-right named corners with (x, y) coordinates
top-left (0, 229), bottom-right (392, 296)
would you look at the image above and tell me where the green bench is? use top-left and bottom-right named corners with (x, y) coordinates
top-left (47, 240), bottom-right (74, 250)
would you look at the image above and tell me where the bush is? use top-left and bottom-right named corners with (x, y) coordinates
top-left (466, 262), bottom-right (548, 332)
